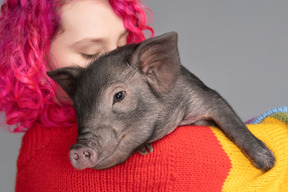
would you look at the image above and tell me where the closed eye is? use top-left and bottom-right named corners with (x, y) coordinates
top-left (81, 53), bottom-right (100, 59)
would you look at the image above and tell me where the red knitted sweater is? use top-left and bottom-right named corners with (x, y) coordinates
top-left (15, 112), bottom-right (288, 191)
top-left (16, 124), bottom-right (231, 191)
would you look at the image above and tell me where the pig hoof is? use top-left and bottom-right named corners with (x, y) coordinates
top-left (244, 140), bottom-right (276, 172)
top-left (253, 146), bottom-right (275, 172)
top-left (253, 151), bottom-right (275, 172)
top-left (137, 144), bottom-right (153, 155)
top-left (145, 143), bottom-right (153, 153)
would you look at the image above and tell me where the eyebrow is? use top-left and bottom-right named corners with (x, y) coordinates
top-left (70, 30), bottom-right (128, 48)
top-left (70, 38), bottom-right (104, 49)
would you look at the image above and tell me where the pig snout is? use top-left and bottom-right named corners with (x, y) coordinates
top-left (69, 143), bottom-right (98, 170)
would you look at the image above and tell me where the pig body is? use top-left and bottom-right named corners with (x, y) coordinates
top-left (48, 32), bottom-right (275, 171)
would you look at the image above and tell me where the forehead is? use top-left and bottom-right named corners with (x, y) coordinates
top-left (59, 0), bottom-right (125, 42)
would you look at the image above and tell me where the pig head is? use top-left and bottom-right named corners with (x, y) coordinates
top-left (47, 32), bottom-right (275, 171)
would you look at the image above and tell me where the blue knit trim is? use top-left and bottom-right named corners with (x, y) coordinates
top-left (252, 106), bottom-right (288, 124)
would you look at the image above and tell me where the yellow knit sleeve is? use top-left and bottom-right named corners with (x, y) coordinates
top-left (211, 117), bottom-right (288, 192)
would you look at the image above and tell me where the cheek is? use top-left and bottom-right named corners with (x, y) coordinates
top-left (49, 35), bottom-right (69, 69)
top-left (49, 36), bottom-right (91, 69)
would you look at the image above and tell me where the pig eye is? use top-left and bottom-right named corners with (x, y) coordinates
top-left (113, 91), bottom-right (125, 103)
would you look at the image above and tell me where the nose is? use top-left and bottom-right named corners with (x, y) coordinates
top-left (69, 143), bottom-right (98, 170)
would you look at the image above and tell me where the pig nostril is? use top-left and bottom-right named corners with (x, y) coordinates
top-left (83, 151), bottom-right (91, 158)
top-left (73, 153), bottom-right (79, 160)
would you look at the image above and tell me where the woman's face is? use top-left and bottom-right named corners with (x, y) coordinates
top-left (49, 0), bottom-right (128, 103)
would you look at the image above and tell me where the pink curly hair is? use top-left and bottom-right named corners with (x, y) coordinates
top-left (0, 0), bottom-right (154, 132)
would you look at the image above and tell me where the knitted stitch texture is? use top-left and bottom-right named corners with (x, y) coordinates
top-left (16, 111), bottom-right (288, 192)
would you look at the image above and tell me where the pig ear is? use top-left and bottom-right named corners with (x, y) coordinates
top-left (46, 67), bottom-right (83, 98)
top-left (132, 32), bottom-right (181, 93)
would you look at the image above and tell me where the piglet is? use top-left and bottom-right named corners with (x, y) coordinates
top-left (47, 32), bottom-right (275, 171)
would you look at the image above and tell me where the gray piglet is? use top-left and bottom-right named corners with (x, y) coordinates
top-left (47, 32), bottom-right (275, 171)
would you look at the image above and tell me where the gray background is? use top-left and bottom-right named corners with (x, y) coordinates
top-left (0, 0), bottom-right (287, 191)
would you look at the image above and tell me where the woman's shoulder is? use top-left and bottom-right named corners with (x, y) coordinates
top-left (15, 125), bottom-right (230, 191)
top-left (15, 118), bottom-right (288, 191)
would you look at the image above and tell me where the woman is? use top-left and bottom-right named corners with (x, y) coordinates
top-left (0, 0), bottom-right (153, 132)
top-left (0, 0), bottom-right (287, 191)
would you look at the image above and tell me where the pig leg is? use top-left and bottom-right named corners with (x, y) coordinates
top-left (206, 95), bottom-right (275, 171)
